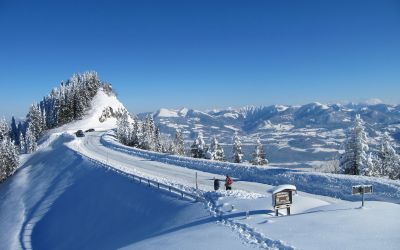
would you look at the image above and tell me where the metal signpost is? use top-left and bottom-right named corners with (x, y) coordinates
top-left (352, 185), bottom-right (373, 207)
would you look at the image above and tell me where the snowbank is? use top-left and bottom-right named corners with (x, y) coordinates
top-left (101, 131), bottom-right (400, 204)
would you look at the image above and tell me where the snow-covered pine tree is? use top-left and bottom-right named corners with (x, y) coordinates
top-left (207, 137), bottom-right (225, 161)
top-left (363, 152), bottom-right (381, 177)
top-left (25, 123), bottom-right (38, 153)
top-left (251, 138), bottom-right (268, 165)
top-left (174, 130), bottom-right (185, 155)
top-left (154, 127), bottom-right (162, 152)
top-left (26, 104), bottom-right (44, 140)
top-left (232, 133), bottom-right (244, 163)
top-left (83, 71), bottom-right (101, 98)
top-left (190, 133), bottom-right (207, 158)
top-left (19, 131), bottom-right (26, 154)
top-left (131, 117), bottom-right (140, 147)
top-left (377, 133), bottom-right (400, 179)
top-left (141, 115), bottom-right (156, 150)
top-left (0, 120), bottom-right (19, 182)
top-left (0, 119), bottom-right (9, 141)
top-left (116, 111), bottom-right (132, 146)
top-left (71, 74), bottom-right (86, 120)
top-left (339, 114), bottom-right (369, 175)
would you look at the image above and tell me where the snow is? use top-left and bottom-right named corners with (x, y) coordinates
top-left (71, 129), bottom-right (400, 248)
top-left (50, 88), bottom-right (129, 133)
top-left (156, 108), bottom-right (180, 117)
top-left (213, 196), bottom-right (400, 250)
top-left (224, 125), bottom-right (239, 131)
top-left (270, 184), bottom-right (297, 194)
top-left (100, 131), bottom-right (400, 204)
top-left (0, 134), bottom-right (252, 250)
top-left (362, 98), bottom-right (384, 105)
top-left (2, 91), bottom-right (400, 249)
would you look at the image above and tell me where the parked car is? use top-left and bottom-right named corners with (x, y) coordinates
top-left (85, 128), bottom-right (95, 132)
top-left (75, 130), bottom-right (85, 137)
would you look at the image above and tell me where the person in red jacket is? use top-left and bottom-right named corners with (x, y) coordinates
top-left (225, 175), bottom-right (233, 190)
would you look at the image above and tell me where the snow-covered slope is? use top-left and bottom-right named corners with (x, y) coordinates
top-left (0, 134), bottom-right (252, 250)
top-left (1, 88), bottom-right (399, 249)
top-left (51, 88), bottom-right (129, 133)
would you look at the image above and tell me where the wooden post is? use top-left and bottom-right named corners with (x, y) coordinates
top-left (157, 183), bottom-right (160, 189)
top-left (287, 207), bottom-right (290, 216)
top-left (195, 172), bottom-right (198, 190)
top-left (275, 209), bottom-right (278, 216)
top-left (361, 189), bottom-right (365, 207)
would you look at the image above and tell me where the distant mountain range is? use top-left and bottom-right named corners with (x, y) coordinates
top-left (138, 102), bottom-right (400, 169)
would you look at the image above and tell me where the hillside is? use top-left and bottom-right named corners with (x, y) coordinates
top-left (1, 87), bottom-right (399, 249)
top-left (141, 103), bottom-right (400, 169)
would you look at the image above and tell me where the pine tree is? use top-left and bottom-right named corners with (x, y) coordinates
top-left (190, 133), bottom-right (207, 158)
top-left (140, 115), bottom-right (156, 150)
top-left (26, 104), bottom-right (44, 140)
top-left (10, 116), bottom-right (19, 145)
top-left (232, 133), bottom-right (244, 163)
top-left (251, 138), bottom-right (268, 165)
top-left (340, 114), bottom-right (369, 175)
top-left (0, 120), bottom-right (19, 182)
top-left (19, 132), bottom-right (26, 154)
top-left (207, 137), bottom-right (225, 161)
top-left (364, 152), bottom-right (381, 177)
top-left (25, 123), bottom-right (38, 154)
top-left (116, 111), bottom-right (132, 146)
top-left (131, 117), bottom-right (140, 147)
top-left (174, 130), bottom-right (185, 155)
top-left (377, 134), bottom-right (400, 179)
top-left (154, 127), bottom-right (162, 152)
top-left (0, 119), bottom-right (9, 141)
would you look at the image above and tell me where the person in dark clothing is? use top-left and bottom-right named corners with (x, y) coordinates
top-left (225, 175), bottom-right (233, 190)
top-left (213, 177), bottom-right (220, 191)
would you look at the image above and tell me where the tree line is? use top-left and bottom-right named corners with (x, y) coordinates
top-left (116, 111), bottom-right (269, 165)
top-left (1, 71), bottom-right (107, 183)
top-left (339, 114), bottom-right (400, 180)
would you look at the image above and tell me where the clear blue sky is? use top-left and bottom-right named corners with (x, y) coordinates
top-left (1, 0), bottom-right (399, 118)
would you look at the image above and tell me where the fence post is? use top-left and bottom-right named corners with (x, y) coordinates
top-left (195, 172), bottom-right (198, 190)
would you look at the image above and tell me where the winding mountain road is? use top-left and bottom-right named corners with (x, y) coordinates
top-left (69, 131), bottom-right (338, 211)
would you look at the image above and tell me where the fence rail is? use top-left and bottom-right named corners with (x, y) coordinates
top-left (77, 148), bottom-right (206, 203)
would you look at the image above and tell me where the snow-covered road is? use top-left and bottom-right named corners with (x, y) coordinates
top-left (72, 131), bottom-right (337, 209)
top-left (67, 131), bottom-right (400, 250)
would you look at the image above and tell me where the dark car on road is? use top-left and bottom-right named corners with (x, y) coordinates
top-left (85, 128), bottom-right (95, 132)
top-left (75, 130), bottom-right (85, 137)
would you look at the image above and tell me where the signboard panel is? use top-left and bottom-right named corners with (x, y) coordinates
top-left (275, 192), bottom-right (291, 206)
top-left (352, 185), bottom-right (373, 195)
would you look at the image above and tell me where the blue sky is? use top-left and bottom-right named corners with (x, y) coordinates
top-left (0, 0), bottom-right (399, 118)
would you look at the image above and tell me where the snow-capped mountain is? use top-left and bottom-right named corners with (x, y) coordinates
top-left (139, 103), bottom-right (400, 169)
